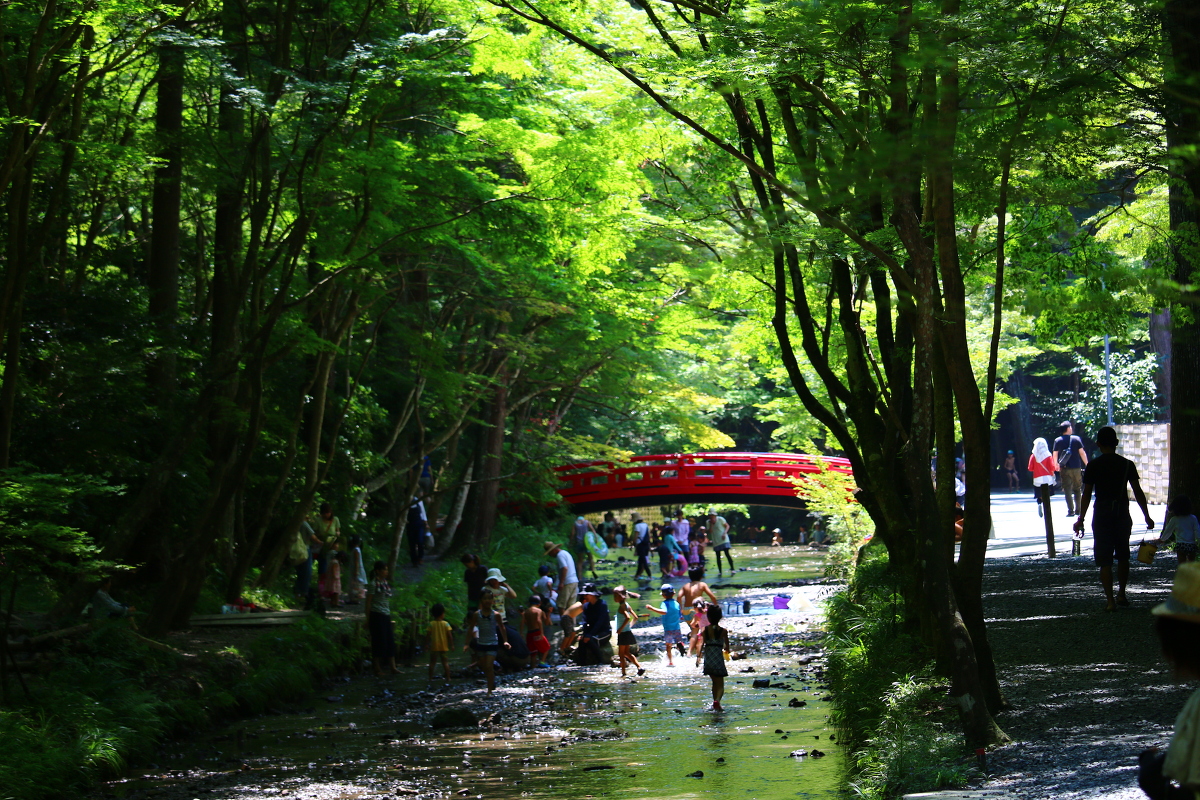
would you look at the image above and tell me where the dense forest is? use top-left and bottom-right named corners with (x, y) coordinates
top-left (4, 0), bottom-right (1200, 751)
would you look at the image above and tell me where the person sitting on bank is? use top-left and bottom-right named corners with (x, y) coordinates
top-left (92, 577), bottom-right (137, 628)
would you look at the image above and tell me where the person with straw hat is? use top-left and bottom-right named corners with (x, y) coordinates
top-left (1138, 562), bottom-right (1200, 799)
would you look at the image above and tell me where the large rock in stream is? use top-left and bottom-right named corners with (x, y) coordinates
top-left (429, 707), bottom-right (479, 729)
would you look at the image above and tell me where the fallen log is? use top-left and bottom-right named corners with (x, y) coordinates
top-left (7, 622), bottom-right (92, 651)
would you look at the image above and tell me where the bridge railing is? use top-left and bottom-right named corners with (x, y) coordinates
top-left (553, 452), bottom-right (853, 494)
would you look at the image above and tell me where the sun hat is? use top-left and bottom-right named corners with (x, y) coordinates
top-left (613, 585), bottom-right (627, 597)
top-left (1152, 562), bottom-right (1200, 623)
top-left (631, 512), bottom-right (642, 522)
top-left (578, 584), bottom-right (600, 597)
top-left (660, 583), bottom-right (675, 593)
top-left (485, 567), bottom-right (506, 583)
top-left (543, 541), bottom-right (561, 555)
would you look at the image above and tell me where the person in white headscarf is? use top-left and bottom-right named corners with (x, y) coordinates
top-left (1027, 437), bottom-right (1058, 518)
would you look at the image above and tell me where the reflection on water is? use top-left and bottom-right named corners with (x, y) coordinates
top-left (98, 545), bottom-right (844, 800)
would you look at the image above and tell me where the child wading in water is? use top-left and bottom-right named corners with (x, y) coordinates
top-left (522, 594), bottom-right (552, 668)
top-left (365, 561), bottom-right (398, 676)
top-left (701, 604), bottom-right (730, 711)
top-left (427, 603), bottom-right (453, 680)
top-left (613, 585), bottom-right (646, 678)
top-left (644, 583), bottom-right (684, 666)
top-left (465, 591), bottom-right (510, 692)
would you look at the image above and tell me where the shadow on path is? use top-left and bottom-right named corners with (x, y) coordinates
top-left (983, 555), bottom-right (1187, 800)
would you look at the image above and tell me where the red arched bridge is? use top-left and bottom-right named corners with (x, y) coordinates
top-left (553, 452), bottom-right (854, 513)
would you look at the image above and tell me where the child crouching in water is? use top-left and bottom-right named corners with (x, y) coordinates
top-left (613, 585), bottom-right (645, 678)
top-left (427, 603), bottom-right (453, 680)
top-left (701, 604), bottom-right (730, 711)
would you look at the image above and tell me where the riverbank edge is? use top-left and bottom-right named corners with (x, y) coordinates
top-left (824, 551), bottom-right (978, 800)
top-left (0, 614), bottom-right (362, 799)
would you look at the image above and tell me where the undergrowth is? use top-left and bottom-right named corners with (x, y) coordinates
top-left (824, 549), bottom-right (973, 800)
top-left (0, 615), bottom-right (354, 800)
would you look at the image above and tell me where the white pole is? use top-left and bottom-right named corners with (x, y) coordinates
top-left (1103, 333), bottom-right (1115, 426)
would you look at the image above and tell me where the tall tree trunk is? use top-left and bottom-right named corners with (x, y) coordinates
top-left (148, 20), bottom-right (185, 393)
top-left (1165, 0), bottom-right (1200, 502)
top-left (471, 376), bottom-right (508, 550)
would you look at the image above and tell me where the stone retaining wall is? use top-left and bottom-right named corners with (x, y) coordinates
top-left (1113, 422), bottom-right (1169, 504)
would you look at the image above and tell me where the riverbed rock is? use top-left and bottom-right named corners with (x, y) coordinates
top-left (686, 770), bottom-right (704, 778)
top-left (788, 698), bottom-right (806, 708)
top-left (566, 728), bottom-right (627, 740)
top-left (429, 708), bottom-right (479, 729)
top-left (789, 749), bottom-right (808, 758)
top-left (752, 678), bottom-right (771, 688)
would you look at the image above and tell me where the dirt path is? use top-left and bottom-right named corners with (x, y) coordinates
top-left (981, 553), bottom-right (1185, 800)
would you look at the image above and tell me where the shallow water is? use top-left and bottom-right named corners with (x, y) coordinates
top-left (97, 546), bottom-right (844, 800)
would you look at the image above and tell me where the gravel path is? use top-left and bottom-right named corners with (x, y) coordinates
top-left (980, 552), bottom-right (1189, 800)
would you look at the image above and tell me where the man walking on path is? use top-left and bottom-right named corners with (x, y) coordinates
top-left (1073, 426), bottom-right (1155, 612)
top-left (1054, 421), bottom-right (1089, 517)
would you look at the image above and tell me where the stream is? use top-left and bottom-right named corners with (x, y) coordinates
top-left (94, 545), bottom-right (847, 800)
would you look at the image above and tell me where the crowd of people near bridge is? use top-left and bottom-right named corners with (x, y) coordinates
top-left (357, 509), bottom-right (828, 708)
top-left (568, 509), bottom-right (833, 574)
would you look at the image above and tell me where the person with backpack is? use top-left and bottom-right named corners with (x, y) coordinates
top-left (1054, 420), bottom-right (1090, 517)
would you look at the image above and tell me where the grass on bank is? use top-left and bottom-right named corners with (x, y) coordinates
top-left (824, 547), bottom-right (974, 800)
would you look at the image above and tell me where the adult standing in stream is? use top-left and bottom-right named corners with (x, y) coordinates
top-left (671, 509), bottom-right (691, 552)
top-left (314, 503), bottom-right (343, 605)
top-left (630, 512), bottom-right (651, 581)
top-left (1073, 426), bottom-right (1155, 612)
top-left (544, 541), bottom-right (579, 656)
top-left (460, 553), bottom-right (488, 625)
top-left (708, 509), bottom-right (734, 576)
top-left (572, 516), bottom-right (599, 580)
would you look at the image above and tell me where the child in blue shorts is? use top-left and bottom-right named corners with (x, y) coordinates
top-left (644, 583), bottom-right (684, 666)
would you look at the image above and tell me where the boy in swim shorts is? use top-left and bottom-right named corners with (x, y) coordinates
top-left (523, 594), bottom-right (552, 667)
